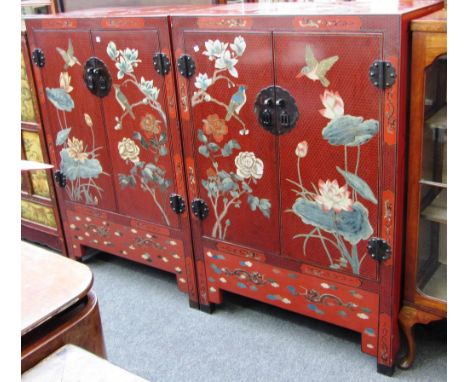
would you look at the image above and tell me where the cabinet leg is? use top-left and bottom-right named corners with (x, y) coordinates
top-left (199, 303), bottom-right (215, 314)
top-left (189, 299), bottom-right (199, 309)
top-left (398, 305), bottom-right (441, 369)
top-left (377, 363), bottom-right (395, 376)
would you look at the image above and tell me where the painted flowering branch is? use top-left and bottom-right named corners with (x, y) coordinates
top-left (197, 115), bottom-right (270, 240)
top-left (191, 37), bottom-right (249, 135)
top-left (106, 41), bottom-right (167, 131)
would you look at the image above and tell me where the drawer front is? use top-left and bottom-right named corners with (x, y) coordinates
top-left (204, 248), bottom-right (378, 354)
top-left (66, 209), bottom-right (188, 292)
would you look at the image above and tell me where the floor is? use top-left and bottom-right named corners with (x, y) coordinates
top-left (82, 251), bottom-right (447, 382)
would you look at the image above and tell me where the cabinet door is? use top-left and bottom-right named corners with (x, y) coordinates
top-left (275, 33), bottom-right (383, 280)
top-left (30, 30), bottom-right (117, 211)
top-left (179, 31), bottom-right (280, 253)
top-left (92, 29), bottom-right (181, 228)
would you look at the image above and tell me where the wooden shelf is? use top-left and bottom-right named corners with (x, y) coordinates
top-left (425, 105), bottom-right (447, 130)
top-left (421, 189), bottom-right (447, 224)
top-left (420, 263), bottom-right (447, 302)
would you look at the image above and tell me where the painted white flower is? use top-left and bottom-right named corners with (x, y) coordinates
top-left (219, 277), bottom-right (227, 283)
top-left (282, 298), bottom-right (291, 304)
top-left (271, 282), bottom-right (280, 288)
top-left (314, 179), bottom-right (353, 213)
top-left (320, 283), bottom-right (330, 289)
top-left (295, 141), bottom-right (308, 158)
top-left (357, 313), bottom-right (369, 320)
top-left (118, 137), bottom-right (140, 163)
top-left (319, 90), bottom-right (344, 120)
top-left (121, 48), bottom-right (141, 66)
top-left (209, 287), bottom-right (217, 293)
top-left (234, 152), bottom-right (264, 180)
top-left (215, 50), bottom-right (239, 78)
top-left (139, 77), bottom-right (159, 101)
top-left (203, 39), bottom-right (228, 61)
top-left (115, 57), bottom-right (134, 79)
top-left (106, 41), bottom-right (118, 60)
top-left (59, 72), bottom-right (73, 93)
top-left (84, 113), bottom-right (93, 128)
top-left (230, 36), bottom-right (246, 57)
top-left (194, 73), bottom-right (212, 91)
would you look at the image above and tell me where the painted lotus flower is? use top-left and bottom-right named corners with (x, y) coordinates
top-left (139, 77), bottom-right (159, 101)
top-left (59, 72), bottom-right (73, 93)
top-left (67, 137), bottom-right (88, 163)
top-left (322, 115), bottom-right (379, 146)
top-left (230, 36), bottom-right (246, 57)
top-left (46, 88), bottom-right (74, 112)
top-left (203, 39), bottom-right (228, 61)
top-left (202, 114), bottom-right (228, 143)
top-left (84, 113), bottom-right (93, 128)
top-left (118, 137), bottom-right (140, 164)
top-left (292, 198), bottom-right (373, 245)
top-left (215, 50), bottom-right (239, 78)
top-left (295, 141), bottom-right (309, 158)
top-left (194, 73), bottom-right (212, 91)
top-left (319, 90), bottom-right (344, 120)
top-left (235, 152), bottom-right (264, 180)
top-left (140, 113), bottom-right (161, 138)
top-left (314, 179), bottom-right (353, 213)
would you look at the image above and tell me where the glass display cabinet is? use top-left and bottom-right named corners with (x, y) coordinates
top-left (398, 8), bottom-right (447, 370)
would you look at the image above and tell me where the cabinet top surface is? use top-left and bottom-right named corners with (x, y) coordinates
top-left (26, 0), bottom-right (443, 20)
top-left (411, 7), bottom-right (446, 31)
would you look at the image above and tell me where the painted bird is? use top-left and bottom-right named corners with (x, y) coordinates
top-left (114, 85), bottom-right (136, 120)
top-left (296, 45), bottom-right (339, 88)
top-left (56, 38), bottom-right (81, 69)
top-left (225, 85), bottom-right (247, 121)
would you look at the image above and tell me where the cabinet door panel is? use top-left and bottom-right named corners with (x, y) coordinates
top-left (92, 30), bottom-right (179, 228)
top-left (31, 30), bottom-right (116, 211)
top-left (182, 31), bottom-right (280, 254)
top-left (274, 33), bottom-right (382, 280)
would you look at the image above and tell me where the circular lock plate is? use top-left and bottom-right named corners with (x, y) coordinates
top-left (254, 86), bottom-right (299, 136)
top-left (83, 57), bottom-right (112, 98)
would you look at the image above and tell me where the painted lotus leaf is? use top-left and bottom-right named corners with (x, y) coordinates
top-left (336, 166), bottom-right (378, 204)
top-left (60, 149), bottom-right (102, 180)
top-left (56, 128), bottom-right (71, 146)
top-left (292, 198), bottom-right (373, 245)
top-left (46, 87), bottom-right (74, 112)
top-left (322, 115), bottom-right (378, 146)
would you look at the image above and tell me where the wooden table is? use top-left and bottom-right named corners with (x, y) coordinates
top-left (21, 242), bottom-right (106, 372)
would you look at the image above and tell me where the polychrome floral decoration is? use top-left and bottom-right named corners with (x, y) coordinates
top-left (106, 42), bottom-right (172, 225)
top-left (192, 37), bottom-right (249, 135)
top-left (46, 39), bottom-right (106, 205)
top-left (289, 87), bottom-right (379, 275)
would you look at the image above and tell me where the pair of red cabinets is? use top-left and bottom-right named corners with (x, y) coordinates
top-left (26, 0), bottom-right (443, 374)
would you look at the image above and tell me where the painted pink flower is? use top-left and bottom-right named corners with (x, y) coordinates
top-left (314, 179), bottom-right (353, 213)
top-left (295, 141), bottom-right (308, 158)
top-left (319, 90), bottom-right (344, 120)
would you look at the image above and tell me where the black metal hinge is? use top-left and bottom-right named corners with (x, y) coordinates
top-left (177, 54), bottom-right (196, 78)
top-left (369, 60), bottom-right (396, 90)
top-left (31, 48), bottom-right (45, 68)
top-left (367, 237), bottom-right (392, 262)
top-left (169, 193), bottom-right (185, 214)
top-left (153, 52), bottom-right (171, 76)
top-left (54, 170), bottom-right (67, 188)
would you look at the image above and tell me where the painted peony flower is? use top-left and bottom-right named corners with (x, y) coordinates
top-left (67, 137), bottom-right (88, 163)
top-left (203, 39), bottom-right (228, 61)
top-left (118, 137), bottom-right (140, 164)
top-left (314, 179), bottom-right (353, 213)
top-left (202, 114), bottom-right (228, 143)
top-left (234, 152), bottom-right (264, 180)
top-left (319, 90), bottom-right (344, 120)
top-left (140, 113), bottom-right (161, 138)
top-left (295, 141), bottom-right (308, 158)
top-left (194, 73), bottom-right (212, 92)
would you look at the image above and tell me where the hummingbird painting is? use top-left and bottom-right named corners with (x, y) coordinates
top-left (56, 39), bottom-right (81, 69)
top-left (114, 85), bottom-right (136, 120)
top-left (225, 85), bottom-right (247, 121)
top-left (296, 45), bottom-right (339, 88)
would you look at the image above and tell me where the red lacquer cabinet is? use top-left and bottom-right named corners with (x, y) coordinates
top-left (26, 12), bottom-right (199, 306)
top-left (170, 0), bottom-right (442, 374)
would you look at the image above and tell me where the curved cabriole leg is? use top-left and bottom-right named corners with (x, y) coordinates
top-left (398, 305), bottom-right (441, 369)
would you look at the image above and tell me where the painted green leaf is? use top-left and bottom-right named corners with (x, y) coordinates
top-left (106, 41), bottom-right (119, 60)
top-left (159, 145), bottom-right (168, 156)
top-left (322, 115), bottom-right (378, 146)
top-left (56, 128), bottom-right (71, 146)
top-left (197, 129), bottom-right (208, 143)
top-left (60, 149), bottom-right (102, 181)
top-left (247, 194), bottom-right (259, 211)
top-left (46, 88), bottom-right (74, 112)
top-left (198, 145), bottom-right (209, 158)
top-left (242, 181), bottom-right (252, 193)
top-left (220, 177), bottom-right (237, 192)
top-left (336, 166), bottom-right (377, 204)
top-left (208, 143), bottom-right (220, 152)
top-left (259, 198), bottom-right (271, 218)
top-left (221, 139), bottom-right (241, 157)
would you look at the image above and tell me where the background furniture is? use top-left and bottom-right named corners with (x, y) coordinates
top-left (21, 2), bottom-right (66, 253)
top-left (21, 242), bottom-right (106, 372)
top-left (398, 8), bottom-right (447, 370)
top-left (25, 0), bottom-right (443, 374)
